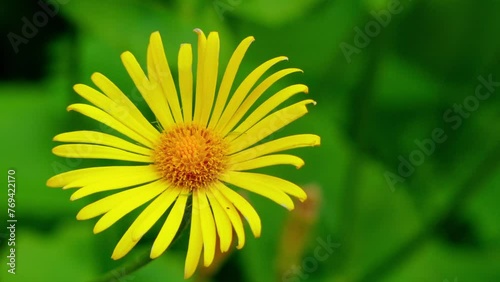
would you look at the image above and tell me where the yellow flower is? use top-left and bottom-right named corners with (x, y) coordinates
top-left (47, 29), bottom-right (320, 278)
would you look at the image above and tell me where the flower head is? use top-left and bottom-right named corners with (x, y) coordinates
top-left (47, 29), bottom-right (320, 278)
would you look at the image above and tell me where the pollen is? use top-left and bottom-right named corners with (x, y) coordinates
top-left (153, 124), bottom-right (228, 190)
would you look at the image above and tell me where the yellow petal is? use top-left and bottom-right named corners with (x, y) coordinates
top-left (121, 51), bottom-right (175, 130)
top-left (73, 83), bottom-right (158, 144)
top-left (216, 56), bottom-right (288, 132)
top-left (227, 100), bottom-right (316, 152)
top-left (148, 32), bottom-right (183, 123)
top-left (178, 44), bottom-right (193, 123)
top-left (233, 171), bottom-right (306, 201)
top-left (52, 144), bottom-right (152, 163)
top-left (131, 188), bottom-right (179, 242)
top-left (150, 191), bottom-right (188, 258)
top-left (208, 36), bottom-right (255, 129)
top-left (111, 227), bottom-right (137, 260)
top-left (217, 182), bottom-right (261, 237)
top-left (211, 186), bottom-right (246, 249)
top-left (198, 32), bottom-right (220, 127)
top-left (220, 172), bottom-right (295, 210)
top-left (70, 172), bottom-right (160, 201)
top-left (230, 154), bottom-right (304, 171)
top-left (47, 165), bottom-right (156, 188)
top-left (220, 68), bottom-right (303, 135)
top-left (229, 134), bottom-right (320, 164)
top-left (193, 28), bottom-right (207, 124)
top-left (91, 72), bottom-right (159, 136)
top-left (184, 191), bottom-right (203, 279)
top-left (54, 131), bottom-right (152, 156)
top-left (207, 190), bottom-right (233, 252)
top-left (93, 180), bottom-right (167, 233)
top-left (112, 188), bottom-right (179, 260)
top-left (67, 103), bottom-right (154, 148)
top-left (197, 190), bottom-right (216, 267)
top-left (230, 84), bottom-right (308, 137)
top-left (76, 187), bottom-right (139, 220)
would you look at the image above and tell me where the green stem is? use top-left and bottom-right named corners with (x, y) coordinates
top-left (92, 251), bottom-right (153, 282)
top-left (92, 204), bottom-right (192, 282)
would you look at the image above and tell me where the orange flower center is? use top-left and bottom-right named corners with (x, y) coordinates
top-left (153, 124), bottom-right (228, 191)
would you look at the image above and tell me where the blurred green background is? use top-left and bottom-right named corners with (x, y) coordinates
top-left (1, 0), bottom-right (499, 281)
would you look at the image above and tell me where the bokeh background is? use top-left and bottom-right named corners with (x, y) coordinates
top-left (1, 0), bottom-right (499, 281)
